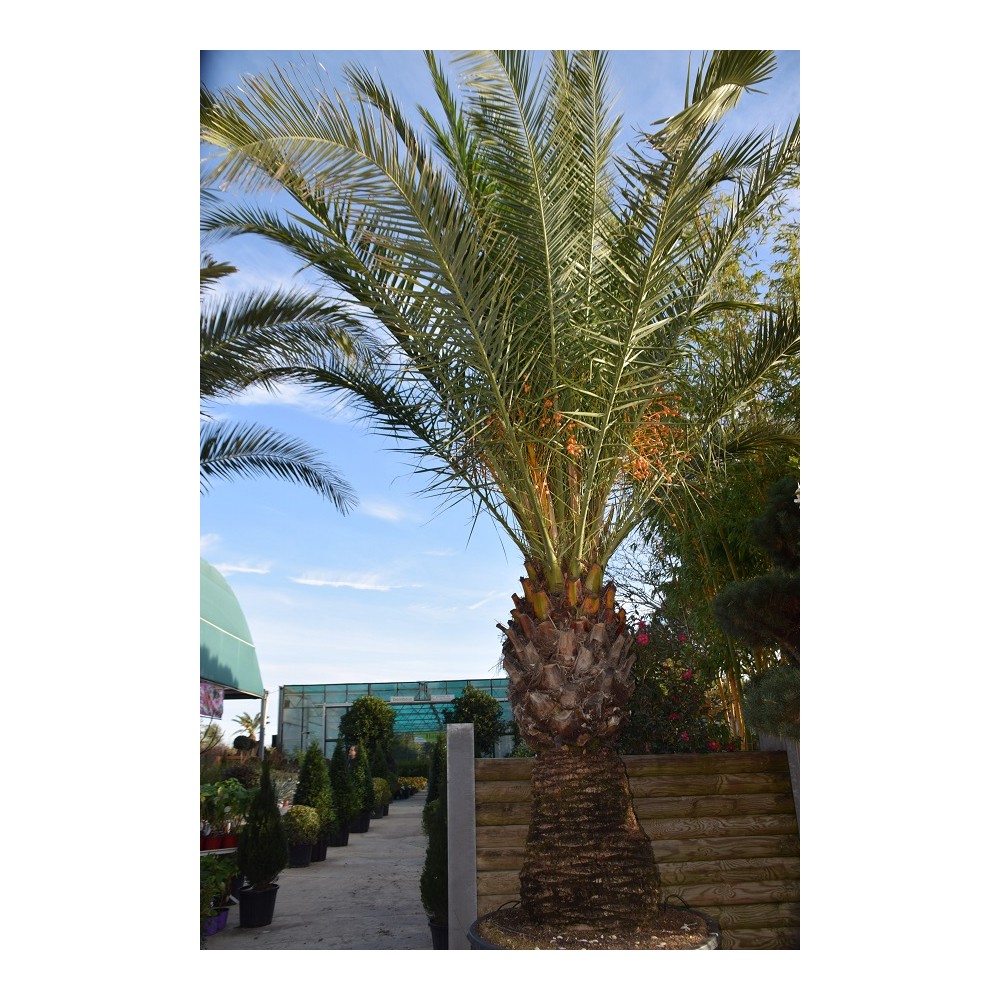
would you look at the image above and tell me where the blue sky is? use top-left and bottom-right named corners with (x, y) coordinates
top-left (200, 50), bottom-right (800, 744)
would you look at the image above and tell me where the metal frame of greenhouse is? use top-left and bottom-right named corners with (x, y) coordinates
top-left (276, 677), bottom-right (513, 757)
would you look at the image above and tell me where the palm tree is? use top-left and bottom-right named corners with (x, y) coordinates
top-left (233, 710), bottom-right (263, 742)
top-left (200, 245), bottom-right (367, 511)
top-left (201, 49), bottom-right (799, 935)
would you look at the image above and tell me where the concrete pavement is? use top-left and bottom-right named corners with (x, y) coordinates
top-left (203, 790), bottom-right (434, 950)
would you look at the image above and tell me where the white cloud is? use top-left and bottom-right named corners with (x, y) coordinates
top-left (360, 500), bottom-right (410, 522)
top-left (213, 383), bottom-right (356, 424)
top-left (200, 533), bottom-right (221, 553)
top-left (468, 590), bottom-right (508, 611)
top-left (290, 571), bottom-right (419, 592)
top-left (216, 563), bottom-right (271, 576)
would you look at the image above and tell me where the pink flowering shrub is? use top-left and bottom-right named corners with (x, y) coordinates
top-left (619, 620), bottom-right (737, 754)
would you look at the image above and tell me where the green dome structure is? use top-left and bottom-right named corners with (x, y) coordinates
top-left (200, 558), bottom-right (265, 701)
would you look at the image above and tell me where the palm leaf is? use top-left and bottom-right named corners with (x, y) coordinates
top-left (200, 420), bottom-right (356, 513)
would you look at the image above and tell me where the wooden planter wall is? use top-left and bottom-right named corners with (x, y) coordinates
top-left (474, 751), bottom-right (799, 950)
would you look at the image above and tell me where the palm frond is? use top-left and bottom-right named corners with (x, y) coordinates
top-left (200, 420), bottom-right (356, 513)
top-left (200, 284), bottom-right (371, 399)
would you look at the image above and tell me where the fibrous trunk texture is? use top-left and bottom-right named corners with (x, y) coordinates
top-left (498, 567), bottom-right (660, 930)
top-left (519, 746), bottom-right (660, 930)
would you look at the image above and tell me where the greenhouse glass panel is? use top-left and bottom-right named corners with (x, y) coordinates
top-left (276, 677), bottom-right (512, 756)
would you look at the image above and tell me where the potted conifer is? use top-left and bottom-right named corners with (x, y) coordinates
top-left (348, 742), bottom-right (375, 833)
top-left (293, 741), bottom-right (335, 861)
top-left (282, 805), bottom-right (319, 867)
top-left (420, 739), bottom-right (448, 948)
top-left (236, 758), bottom-right (288, 927)
top-left (328, 738), bottom-right (358, 846)
top-left (371, 777), bottom-right (391, 818)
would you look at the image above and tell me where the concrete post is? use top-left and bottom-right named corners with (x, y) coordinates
top-left (446, 723), bottom-right (477, 949)
top-left (760, 734), bottom-right (800, 827)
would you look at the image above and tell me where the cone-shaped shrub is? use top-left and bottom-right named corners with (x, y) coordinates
top-left (293, 741), bottom-right (335, 834)
top-left (353, 742), bottom-right (375, 815)
top-left (329, 738), bottom-right (360, 827)
top-left (425, 736), bottom-right (446, 805)
top-left (371, 742), bottom-right (398, 795)
top-left (420, 751), bottom-right (447, 923)
top-left (237, 758), bottom-right (288, 890)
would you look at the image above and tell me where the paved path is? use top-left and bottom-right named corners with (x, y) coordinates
top-left (204, 790), bottom-right (432, 950)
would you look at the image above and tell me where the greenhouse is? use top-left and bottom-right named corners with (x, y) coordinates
top-left (276, 677), bottom-right (512, 756)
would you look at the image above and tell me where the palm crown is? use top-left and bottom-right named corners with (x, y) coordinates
top-left (201, 50), bottom-right (799, 596)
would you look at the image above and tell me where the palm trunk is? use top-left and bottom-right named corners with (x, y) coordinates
top-left (499, 567), bottom-right (661, 931)
top-left (520, 745), bottom-right (659, 930)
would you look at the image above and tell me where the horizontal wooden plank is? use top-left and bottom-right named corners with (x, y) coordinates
top-left (477, 847), bottom-right (528, 872)
top-left (476, 780), bottom-right (532, 804)
top-left (625, 752), bottom-right (791, 778)
top-left (477, 854), bottom-right (801, 884)
top-left (474, 824), bottom-right (530, 848)
top-left (476, 787), bottom-right (797, 817)
top-left (696, 902), bottom-right (799, 931)
top-left (657, 856), bottom-right (799, 886)
top-left (476, 800), bottom-right (531, 825)
top-left (651, 833), bottom-right (800, 862)
top-left (644, 812), bottom-right (799, 841)
top-left (629, 771), bottom-right (791, 798)
top-left (635, 792), bottom-right (796, 820)
top-left (475, 758), bottom-right (533, 781)
top-left (478, 869), bottom-right (522, 898)
top-left (477, 800), bottom-right (799, 831)
top-left (477, 873), bottom-right (796, 907)
top-left (474, 751), bottom-right (791, 782)
top-left (658, 879), bottom-right (798, 908)
top-left (476, 818), bottom-right (799, 856)
top-left (721, 926), bottom-right (800, 949)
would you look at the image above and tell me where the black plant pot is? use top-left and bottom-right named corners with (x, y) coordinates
top-left (371, 804), bottom-right (385, 819)
top-left (429, 920), bottom-right (448, 950)
top-left (310, 833), bottom-right (329, 862)
top-left (288, 843), bottom-right (313, 868)
top-left (329, 823), bottom-right (350, 847)
top-left (238, 884), bottom-right (278, 928)
top-left (349, 812), bottom-right (371, 834)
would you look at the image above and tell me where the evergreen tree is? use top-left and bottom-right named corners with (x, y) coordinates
top-left (328, 738), bottom-right (360, 831)
top-left (236, 758), bottom-right (288, 890)
top-left (442, 686), bottom-right (505, 757)
top-left (293, 740), bottom-right (336, 834)
top-left (712, 476), bottom-right (799, 664)
top-left (425, 736), bottom-right (446, 806)
top-left (712, 476), bottom-right (799, 737)
top-left (420, 757), bottom-right (448, 924)
top-left (339, 696), bottom-right (397, 761)
top-left (352, 742), bottom-right (376, 815)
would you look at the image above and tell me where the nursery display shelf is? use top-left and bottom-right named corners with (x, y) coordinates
top-left (200, 848), bottom-right (237, 856)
